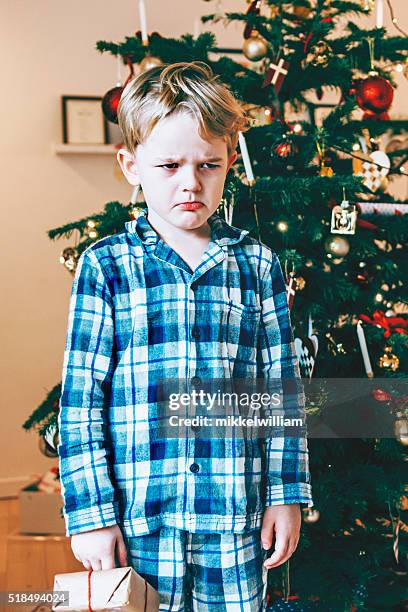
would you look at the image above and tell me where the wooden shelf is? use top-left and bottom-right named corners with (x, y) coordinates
top-left (53, 143), bottom-right (118, 155)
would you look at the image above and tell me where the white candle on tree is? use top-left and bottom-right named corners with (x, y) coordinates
top-left (139, 0), bottom-right (149, 46)
top-left (357, 322), bottom-right (374, 378)
top-left (375, 0), bottom-right (384, 28)
top-left (238, 132), bottom-right (255, 185)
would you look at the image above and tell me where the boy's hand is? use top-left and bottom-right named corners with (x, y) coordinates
top-left (71, 525), bottom-right (128, 571)
top-left (261, 504), bottom-right (301, 569)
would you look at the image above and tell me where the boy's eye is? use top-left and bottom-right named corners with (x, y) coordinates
top-left (158, 163), bottom-right (220, 170)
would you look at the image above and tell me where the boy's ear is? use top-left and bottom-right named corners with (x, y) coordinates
top-left (116, 148), bottom-right (140, 186)
top-left (226, 150), bottom-right (238, 173)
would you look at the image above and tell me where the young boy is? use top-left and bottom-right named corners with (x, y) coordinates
top-left (58, 61), bottom-right (313, 611)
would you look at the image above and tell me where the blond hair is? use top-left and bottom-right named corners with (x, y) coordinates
top-left (117, 61), bottom-right (248, 157)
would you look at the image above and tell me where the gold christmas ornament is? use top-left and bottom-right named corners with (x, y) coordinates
top-left (295, 276), bottom-right (306, 290)
top-left (379, 346), bottom-right (399, 371)
top-left (325, 235), bottom-right (350, 258)
top-left (302, 507), bottom-right (320, 523)
top-left (320, 163), bottom-right (334, 177)
top-left (60, 247), bottom-right (79, 274)
top-left (243, 33), bottom-right (268, 61)
top-left (140, 56), bottom-right (163, 71)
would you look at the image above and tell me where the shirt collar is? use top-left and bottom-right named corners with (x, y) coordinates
top-left (125, 207), bottom-right (249, 246)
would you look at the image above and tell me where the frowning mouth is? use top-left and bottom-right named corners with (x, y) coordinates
top-left (176, 202), bottom-right (204, 210)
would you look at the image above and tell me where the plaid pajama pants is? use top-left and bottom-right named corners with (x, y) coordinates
top-left (125, 527), bottom-right (268, 611)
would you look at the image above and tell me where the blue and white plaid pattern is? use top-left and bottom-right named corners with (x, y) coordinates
top-left (58, 208), bottom-right (313, 537)
top-left (125, 526), bottom-right (268, 611)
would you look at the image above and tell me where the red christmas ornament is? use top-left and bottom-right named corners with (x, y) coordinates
top-left (275, 140), bottom-right (296, 158)
top-left (102, 57), bottom-right (135, 124)
top-left (276, 142), bottom-right (291, 157)
top-left (102, 86), bottom-right (124, 124)
top-left (356, 73), bottom-right (394, 119)
top-left (360, 108), bottom-right (391, 121)
top-left (372, 389), bottom-right (392, 402)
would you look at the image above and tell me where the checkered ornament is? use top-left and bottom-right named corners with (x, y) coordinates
top-left (295, 335), bottom-right (319, 378)
top-left (356, 151), bottom-right (390, 192)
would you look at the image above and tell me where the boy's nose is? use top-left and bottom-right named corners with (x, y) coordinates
top-left (181, 167), bottom-right (202, 192)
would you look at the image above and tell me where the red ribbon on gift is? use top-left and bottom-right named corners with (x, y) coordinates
top-left (88, 569), bottom-right (93, 612)
top-left (359, 310), bottom-right (408, 338)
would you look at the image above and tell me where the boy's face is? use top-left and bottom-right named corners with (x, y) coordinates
top-left (117, 112), bottom-right (237, 234)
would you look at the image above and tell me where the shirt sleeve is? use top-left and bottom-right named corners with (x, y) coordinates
top-left (57, 248), bottom-right (120, 536)
top-left (257, 250), bottom-right (314, 508)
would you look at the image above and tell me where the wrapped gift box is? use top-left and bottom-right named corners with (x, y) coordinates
top-left (52, 566), bottom-right (160, 611)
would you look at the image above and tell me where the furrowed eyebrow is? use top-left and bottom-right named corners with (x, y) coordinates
top-left (154, 157), bottom-right (223, 163)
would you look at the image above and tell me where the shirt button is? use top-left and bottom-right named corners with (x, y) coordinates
top-left (191, 376), bottom-right (201, 386)
top-left (191, 327), bottom-right (200, 339)
top-left (189, 463), bottom-right (200, 473)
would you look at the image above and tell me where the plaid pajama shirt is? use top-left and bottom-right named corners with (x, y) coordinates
top-left (58, 207), bottom-right (313, 539)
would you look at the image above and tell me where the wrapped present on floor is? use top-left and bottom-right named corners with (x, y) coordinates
top-left (37, 466), bottom-right (61, 494)
top-left (52, 566), bottom-right (159, 611)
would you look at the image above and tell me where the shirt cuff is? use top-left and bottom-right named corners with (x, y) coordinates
top-left (265, 483), bottom-right (314, 508)
top-left (62, 501), bottom-right (119, 536)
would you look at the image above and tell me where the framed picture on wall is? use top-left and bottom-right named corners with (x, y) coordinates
top-left (61, 95), bottom-right (108, 144)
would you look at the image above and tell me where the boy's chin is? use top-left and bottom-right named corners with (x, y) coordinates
top-left (170, 209), bottom-right (213, 230)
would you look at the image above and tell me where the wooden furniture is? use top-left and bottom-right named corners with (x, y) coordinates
top-left (0, 498), bottom-right (81, 612)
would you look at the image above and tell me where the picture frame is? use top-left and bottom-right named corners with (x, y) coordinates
top-left (61, 95), bottom-right (108, 144)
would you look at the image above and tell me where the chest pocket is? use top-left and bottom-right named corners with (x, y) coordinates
top-left (224, 298), bottom-right (262, 378)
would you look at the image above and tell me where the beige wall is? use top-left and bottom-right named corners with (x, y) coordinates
top-left (1, 0), bottom-right (406, 490)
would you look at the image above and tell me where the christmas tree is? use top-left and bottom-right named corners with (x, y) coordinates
top-left (24, 1), bottom-right (407, 609)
